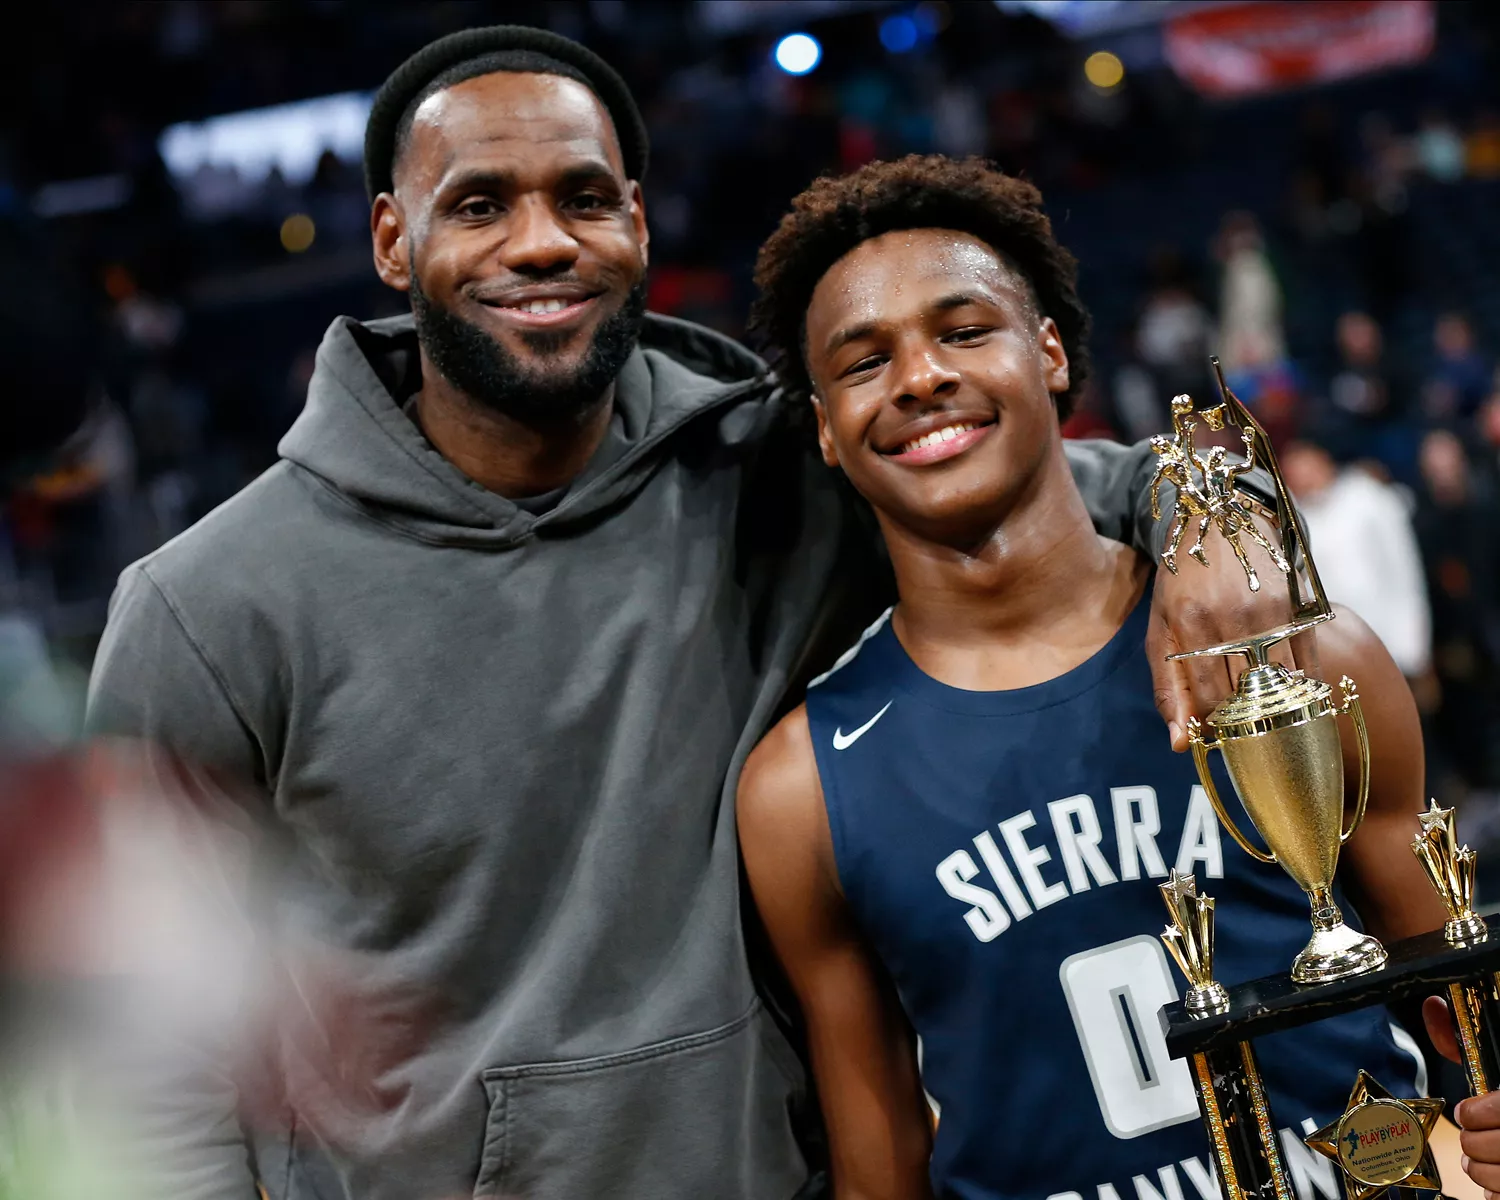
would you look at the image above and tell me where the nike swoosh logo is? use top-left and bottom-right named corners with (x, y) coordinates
top-left (832, 701), bottom-right (893, 750)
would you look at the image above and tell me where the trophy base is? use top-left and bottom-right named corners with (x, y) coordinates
top-left (1445, 913), bottom-right (1489, 944)
top-left (1292, 920), bottom-right (1388, 984)
top-left (1184, 980), bottom-right (1231, 1018)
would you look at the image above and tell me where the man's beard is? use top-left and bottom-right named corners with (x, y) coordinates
top-left (410, 274), bottom-right (647, 427)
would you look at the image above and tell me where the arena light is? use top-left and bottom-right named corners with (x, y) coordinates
top-left (32, 173), bottom-right (133, 219)
top-left (880, 13), bottom-right (921, 52)
top-left (158, 91), bottom-right (372, 189)
top-left (773, 32), bottom-right (823, 74)
top-left (280, 213), bottom-right (316, 253)
top-left (1084, 50), bottom-right (1126, 90)
top-left (915, 2), bottom-right (951, 34)
top-left (996, 0), bottom-right (1210, 37)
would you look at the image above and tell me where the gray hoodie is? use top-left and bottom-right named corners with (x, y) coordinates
top-left (87, 312), bottom-right (1163, 1200)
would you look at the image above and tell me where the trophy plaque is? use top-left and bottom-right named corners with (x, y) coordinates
top-left (1148, 361), bottom-right (1500, 1200)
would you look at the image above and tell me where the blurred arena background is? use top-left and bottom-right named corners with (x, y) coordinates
top-left (9, 0), bottom-right (1500, 795)
top-left (2, 0), bottom-right (1500, 1191)
top-left (4, 0), bottom-right (1500, 784)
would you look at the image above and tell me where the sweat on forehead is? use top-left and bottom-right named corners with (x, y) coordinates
top-left (813, 229), bottom-right (1040, 326)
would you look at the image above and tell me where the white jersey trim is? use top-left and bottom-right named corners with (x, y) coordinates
top-left (808, 606), bottom-right (895, 690)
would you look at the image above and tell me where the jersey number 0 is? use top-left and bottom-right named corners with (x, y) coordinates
top-left (1059, 936), bottom-right (1201, 1139)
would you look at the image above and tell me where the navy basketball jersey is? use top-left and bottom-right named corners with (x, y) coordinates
top-left (804, 586), bottom-right (1422, 1200)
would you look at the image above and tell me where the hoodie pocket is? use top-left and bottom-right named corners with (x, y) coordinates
top-left (473, 999), bottom-right (806, 1200)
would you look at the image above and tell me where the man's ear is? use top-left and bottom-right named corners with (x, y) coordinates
top-left (813, 396), bottom-right (840, 469)
top-left (1038, 316), bottom-right (1070, 395)
top-left (371, 193), bottom-right (411, 293)
top-left (628, 180), bottom-right (649, 270)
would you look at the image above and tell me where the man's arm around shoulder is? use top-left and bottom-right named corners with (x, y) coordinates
top-left (1063, 437), bottom-right (1161, 553)
top-left (1062, 434), bottom-right (1281, 557)
top-left (738, 709), bottom-right (934, 1200)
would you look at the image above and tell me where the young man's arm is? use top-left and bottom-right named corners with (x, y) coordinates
top-left (1314, 606), bottom-right (1447, 941)
top-left (738, 708), bottom-right (936, 1200)
top-left (1312, 609), bottom-right (1500, 1200)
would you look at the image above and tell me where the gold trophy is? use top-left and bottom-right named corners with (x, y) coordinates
top-left (1410, 798), bottom-right (1500, 1098)
top-left (1150, 362), bottom-right (1500, 1200)
top-left (1150, 382), bottom-right (1381, 983)
top-left (1159, 870), bottom-right (1230, 1018)
top-left (1413, 798), bottom-right (1487, 945)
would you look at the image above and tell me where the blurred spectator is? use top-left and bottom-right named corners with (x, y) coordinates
top-left (1422, 312), bottom-right (1493, 422)
top-left (1359, 112), bottom-right (1414, 203)
top-left (11, 400), bottom-right (138, 613)
top-left (1060, 380), bottom-right (1119, 442)
top-left (986, 89), bottom-right (1040, 175)
top-left (1350, 114), bottom-right (1415, 321)
top-left (1477, 370), bottom-right (1500, 461)
top-left (932, 81), bottom-right (986, 158)
top-left (1281, 431), bottom-right (1431, 681)
top-left (1328, 311), bottom-right (1395, 419)
top-left (304, 149), bottom-right (369, 250)
top-left (0, 613), bottom-right (78, 754)
top-left (1465, 108), bottom-right (1500, 179)
top-left (1134, 249), bottom-right (1214, 402)
top-left (127, 361), bottom-right (207, 545)
top-left (1215, 211), bottom-right (1286, 374)
top-left (1227, 358), bottom-right (1305, 452)
top-left (1326, 312), bottom-right (1413, 457)
top-left (1213, 211), bottom-right (1304, 445)
top-left (1111, 317), bottom-right (1170, 444)
top-left (0, 222), bottom-right (96, 487)
top-left (1292, 103), bottom-right (1349, 217)
top-left (1414, 107), bottom-right (1466, 184)
top-left (0, 216), bottom-right (101, 745)
top-left (1412, 429), bottom-right (1500, 795)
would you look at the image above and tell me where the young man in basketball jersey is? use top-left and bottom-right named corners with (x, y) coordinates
top-left (738, 156), bottom-right (1452, 1200)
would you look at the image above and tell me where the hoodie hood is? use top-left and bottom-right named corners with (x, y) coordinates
top-left (278, 312), bottom-right (767, 547)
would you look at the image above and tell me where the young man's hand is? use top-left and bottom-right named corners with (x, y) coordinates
top-left (1425, 996), bottom-right (1500, 1198)
top-left (1145, 536), bottom-right (1299, 751)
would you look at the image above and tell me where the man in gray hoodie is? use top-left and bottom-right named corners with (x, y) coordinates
top-left (85, 25), bottom-right (1289, 1200)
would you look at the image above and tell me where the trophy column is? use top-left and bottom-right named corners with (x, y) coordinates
top-left (1413, 798), bottom-right (1500, 1096)
top-left (1184, 1044), bottom-right (1295, 1200)
top-left (1160, 865), bottom-right (1470, 1200)
top-left (1446, 973), bottom-right (1500, 1096)
top-left (1160, 872), bottom-right (1295, 1200)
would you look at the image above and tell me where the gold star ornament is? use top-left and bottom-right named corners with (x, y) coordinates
top-left (1303, 1071), bottom-right (1444, 1200)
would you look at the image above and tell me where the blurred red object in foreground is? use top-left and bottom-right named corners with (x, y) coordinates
top-left (0, 741), bottom-right (441, 1151)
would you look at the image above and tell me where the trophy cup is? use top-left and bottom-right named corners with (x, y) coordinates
top-left (1149, 381), bottom-right (1381, 985)
top-left (1147, 361), bottom-right (1500, 1200)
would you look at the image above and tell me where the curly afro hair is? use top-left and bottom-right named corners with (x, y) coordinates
top-left (750, 155), bottom-right (1090, 421)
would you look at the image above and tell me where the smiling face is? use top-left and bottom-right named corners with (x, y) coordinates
top-left (804, 228), bottom-right (1070, 546)
top-left (372, 70), bottom-right (649, 423)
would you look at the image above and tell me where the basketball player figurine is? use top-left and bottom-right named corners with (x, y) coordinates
top-left (1151, 362), bottom-right (1500, 1200)
top-left (1149, 396), bottom-right (1289, 591)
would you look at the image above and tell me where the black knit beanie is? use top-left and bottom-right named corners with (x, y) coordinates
top-left (363, 24), bottom-right (649, 200)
